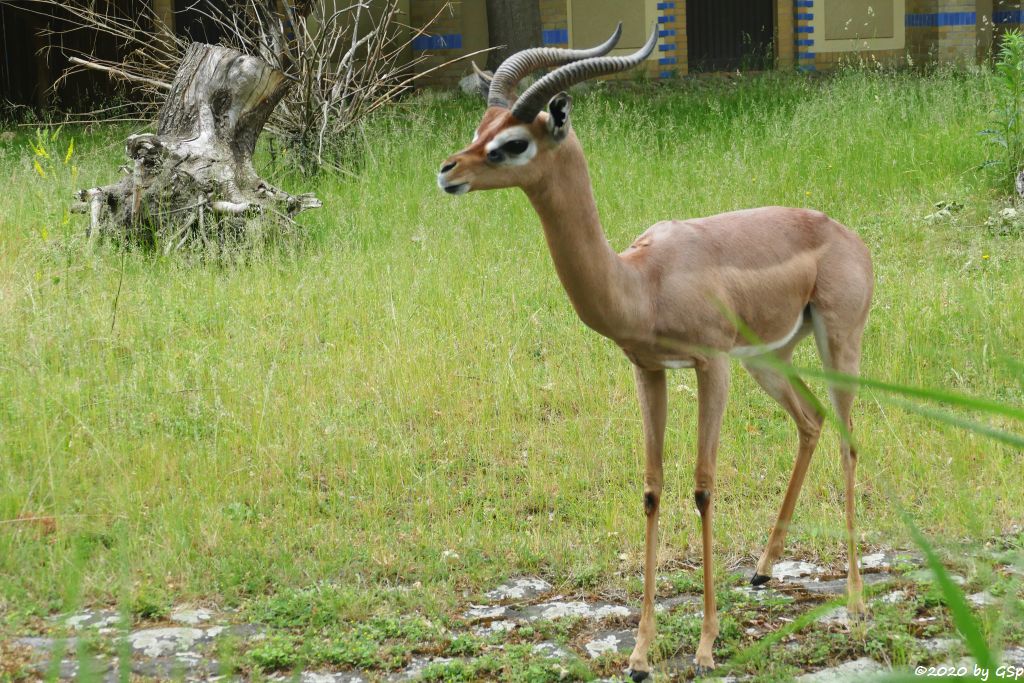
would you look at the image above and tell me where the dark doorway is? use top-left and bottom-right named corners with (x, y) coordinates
top-left (173, 0), bottom-right (227, 44)
top-left (686, 0), bottom-right (775, 72)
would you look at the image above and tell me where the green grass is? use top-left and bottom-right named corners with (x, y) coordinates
top-left (0, 66), bottom-right (1022, 634)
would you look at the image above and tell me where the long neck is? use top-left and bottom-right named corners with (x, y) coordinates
top-left (522, 135), bottom-right (647, 339)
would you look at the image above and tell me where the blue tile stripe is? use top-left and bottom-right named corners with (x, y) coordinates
top-left (412, 33), bottom-right (462, 50)
top-left (657, 0), bottom-right (677, 79)
top-left (994, 10), bottom-right (1023, 24)
top-left (542, 28), bottom-right (568, 45)
top-left (795, 0), bottom-right (814, 66)
top-left (905, 12), bottom-right (976, 27)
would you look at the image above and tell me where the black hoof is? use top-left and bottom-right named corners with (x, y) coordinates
top-left (750, 572), bottom-right (772, 587)
top-left (694, 665), bottom-right (714, 677)
top-left (625, 668), bottom-right (650, 682)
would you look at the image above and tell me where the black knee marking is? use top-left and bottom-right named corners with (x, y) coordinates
top-left (694, 489), bottom-right (711, 515)
top-left (644, 491), bottom-right (659, 516)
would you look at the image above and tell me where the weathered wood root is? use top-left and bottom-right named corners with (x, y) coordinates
top-left (71, 43), bottom-right (320, 251)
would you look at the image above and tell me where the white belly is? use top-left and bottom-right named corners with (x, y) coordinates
top-left (728, 316), bottom-right (804, 358)
top-left (660, 359), bottom-right (696, 369)
top-left (658, 316), bottom-right (804, 370)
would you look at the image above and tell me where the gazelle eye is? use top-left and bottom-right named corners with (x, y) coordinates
top-left (502, 139), bottom-right (529, 155)
top-left (487, 149), bottom-right (503, 163)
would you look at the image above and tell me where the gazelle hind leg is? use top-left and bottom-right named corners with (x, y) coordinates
top-left (743, 327), bottom-right (826, 585)
top-left (811, 307), bottom-right (867, 617)
top-left (626, 367), bottom-right (667, 682)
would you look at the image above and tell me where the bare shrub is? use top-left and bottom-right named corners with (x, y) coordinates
top-left (11, 0), bottom-right (475, 174)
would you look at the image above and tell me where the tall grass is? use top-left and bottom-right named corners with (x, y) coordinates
top-left (1, 67), bottom-right (1022, 619)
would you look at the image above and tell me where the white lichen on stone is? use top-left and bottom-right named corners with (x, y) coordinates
top-left (485, 577), bottom-right (552, 601)
top-left (967, 591), bottom-right (996, 607)
top-left (860, 552), bottom-right (890, 570)
top-left (920, 637), bottom-right (959, 654)
top-left (532, 601), bottom-right (631, 621)
top-left (473, 620), bottom-right (517, 636)
top-left (65, 611), bottom-right (120, 631)
top-left (532, 642), bottom-right (571, 659)
top-left (464, 604), bottom-right (507, 620)
top-left (816, 607), bottom-right (851, 627)
top-left (772, 560), bottom-right (823, 581)
top-left (126, 628), bottom-right (206, 658)
top-left (585, 633), bottom-right (623, 658)
top-left (169, 608), bottom-right (213, 626)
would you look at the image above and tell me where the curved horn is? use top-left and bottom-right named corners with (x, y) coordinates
top-left (471, 61), bottom-right (493, 100)
top-left (487, 22), bottom-right (622, 109)
top-left (511, 24), bottom-right (658, 123)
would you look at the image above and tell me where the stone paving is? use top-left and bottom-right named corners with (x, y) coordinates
top-left (5, 549), bottom-right (1023, 682)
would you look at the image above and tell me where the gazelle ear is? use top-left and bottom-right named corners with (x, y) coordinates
top-left (546, 92), bottom-right (572, 141)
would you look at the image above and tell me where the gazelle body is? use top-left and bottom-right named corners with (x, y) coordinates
top-left (438, 26), bottom-right (873, 679)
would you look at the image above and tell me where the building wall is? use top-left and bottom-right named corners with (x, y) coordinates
top-left (402, 0), bottom-right (1008, 86)
top-left (777, 0), bottom-right (795, 68)
top-left (409, 1), bottom-right (487, 87)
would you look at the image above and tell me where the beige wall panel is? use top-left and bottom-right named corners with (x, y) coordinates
top-left (824, 0), bottom-right (895, 39)
top-left (570, 0), bottom-right (647, 48)
top-left (813, 0), bottom-right (906, 52)
top-left (461, 0), bottom-right (490, 53)
top-left (567, 0), bottom-right (657, 60)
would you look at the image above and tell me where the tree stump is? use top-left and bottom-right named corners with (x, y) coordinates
top-left (72, 43), bottom-right (320, 252)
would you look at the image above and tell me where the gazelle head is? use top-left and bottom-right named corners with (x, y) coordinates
top-left (437, 24), bottom-right (657, 196)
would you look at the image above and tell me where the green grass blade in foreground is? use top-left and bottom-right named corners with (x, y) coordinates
top-left (790, 365), bottom-right (1024, 423)
top-left (747, 360), bottom-right (1024, 448)
top-left (883, 397), bottom-right (1024, 449)
top-left (900, 509), bottom-right (997, 672)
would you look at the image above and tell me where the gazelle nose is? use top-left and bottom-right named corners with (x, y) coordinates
top-left (440, 160), bottom-right (457, 173)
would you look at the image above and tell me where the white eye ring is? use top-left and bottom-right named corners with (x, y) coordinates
top-left (484, 126), bottom-right (536, 166)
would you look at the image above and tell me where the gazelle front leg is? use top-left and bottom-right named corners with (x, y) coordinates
top-left (627, 366), bottom-right (667, 682)
top-left (694, 356), bottom-right (729, 674)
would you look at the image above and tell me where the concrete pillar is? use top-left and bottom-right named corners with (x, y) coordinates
top-left (152, 0), bottom-right (175, 39)
top-left (656, 0), bottom-right (687, 78)
top-left (906, 0), bottom-right (938, 63)
top-left (935, 0), bottom-right (980, 63)
top-left (794, 1), bottom-right (815, 71)
top-left (539, 0), bottom-right (568, 46)
top-left (977, 0), bottom-right (994, 60)
top-left (776, 0), bottom-right (794, 69)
